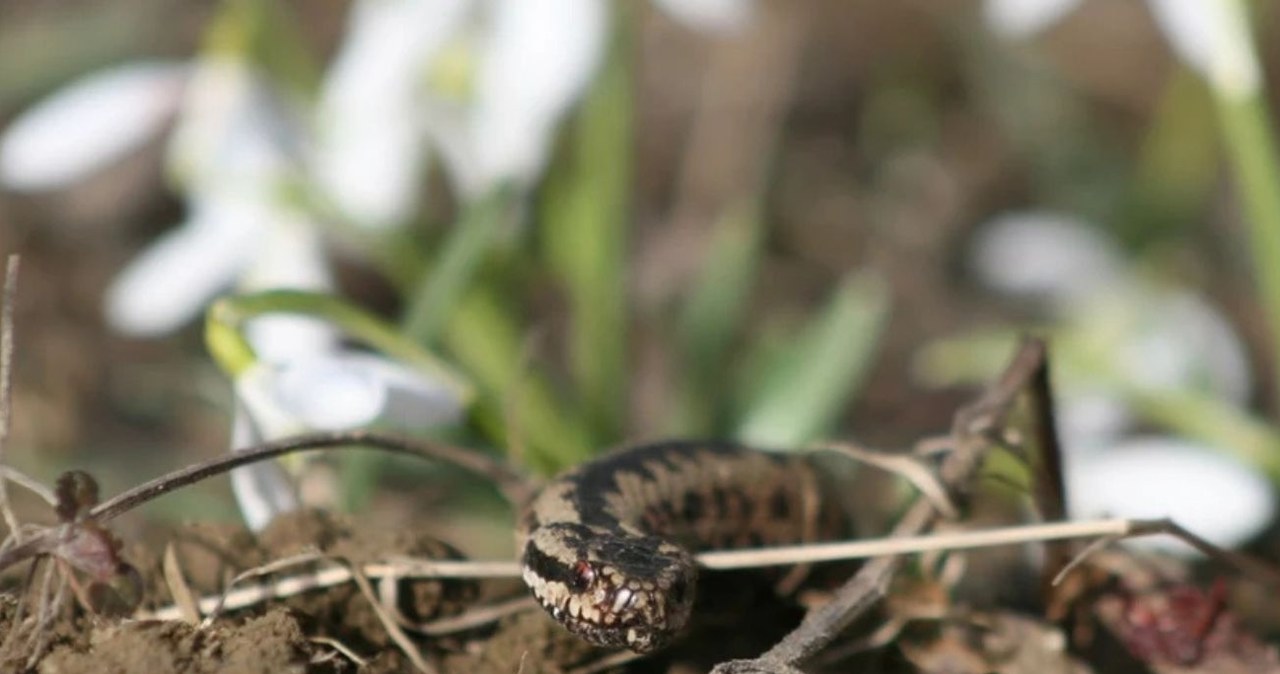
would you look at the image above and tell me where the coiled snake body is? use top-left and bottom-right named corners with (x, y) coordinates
top-left (517, 441), bottom-right (846, 653)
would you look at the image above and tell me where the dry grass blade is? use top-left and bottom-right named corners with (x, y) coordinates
top-left (30, 562), bottom-right (68, 668)
top-left (341, 557), bottom-right (437, 674)
top-left (1051, 518), bottom-right (1280, 590)
top-left (568, 648), bottom-right (645, 674)
top-left (0, 467), bottom-right (56, 506)
top-left (308, 636), bottom-right (367, 667)
top-left (0, 256), bottom-right (21, 541)
top-left (0, 430), bottom-right (532, 578)
top-left (697, 518), bottom-right (1161, 569)
top-left (199, 551), bottom-right (328, 626)
top-left (817, 441), bottom-right (958, 519)
top-left (381, 557), bottom-right (520, 577)
top-left (22, 559), bottom-right (58, 669)
top-left (161, 543), bottom-right (200, 624)
top-left (413, 596), bottom-right (536, 636)
top-left (88, 430), bottom-right (532, 525)
top-left (143, 556), bottom-right (519, 622)
top-left (0, 558), bottom-right (37, 665)
top-left (711, 337), bottom-right (1050, 674)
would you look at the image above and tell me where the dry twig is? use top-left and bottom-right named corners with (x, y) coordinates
top-left (0, 256), bottom-right (22, 540)
top-left (710, 337), bottom-right (1050, 673)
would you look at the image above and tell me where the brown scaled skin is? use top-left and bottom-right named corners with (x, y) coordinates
top-left (517, 441), bottom-right (838, 653)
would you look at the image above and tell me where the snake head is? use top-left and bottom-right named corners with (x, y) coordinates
top-left (522, 523), bottom-right (697, 653)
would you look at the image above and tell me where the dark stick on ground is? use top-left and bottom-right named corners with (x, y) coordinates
top-left (0, 430), bottom-right (534, 576)
top-left (89, 430), bottom-right (533, 522)
top-left (1026, 340), bottom-right (1075, 602)
top-left (0, 255), bottom-right (20, 539)
top-left (711, 337), bottom-right (1050, 674)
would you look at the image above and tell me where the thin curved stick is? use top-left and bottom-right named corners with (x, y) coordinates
top-left (0, 257), bottom-right (21, 538)
top-left (90, 430), bottom-right (533, 523)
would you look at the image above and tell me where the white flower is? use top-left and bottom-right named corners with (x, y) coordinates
top-left (1146, 0), bottom-right (1260, 99)
top-left (105, 56), bottom-right (314, 337)
top-left (985, 0), bottom-right (1260, 99)
top-left (969, 211), bottom-right (1124, 308)
top-left (969, 211), bottom-right (1253, 470)
top-left (1108, 289), bottom-right (1251, 404)
top-left (231, 350), bottom-right (465, 529)
top-left (313, 0), bottom-right (607, 229)
top-left (0, 62), bottom-right (186, 191)
top-left (650, 0), bottom-right (755, 33)
top-left (982, 0), bottom-right (1080, 39)
top-left (312, 0), bottom-right (471, 229)
top-left (1065, 436), bottom-right (1275, 554)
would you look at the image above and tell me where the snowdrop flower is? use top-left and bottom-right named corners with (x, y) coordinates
top-left (311, 0), bottom-right (470, 229)
top-left (969, 211), bottom-right (1124, 310)
top-left (231, 347), bottom-right (465, 529)
top-left (650, 0), bottom-right (755, 33)
top-left (313, 0), bottom-right (756, 230)
top-left (215, 195), bottom-right (466, 529)
top-left (983, 0), bottom-right (1078, 38)
top-left (105, 56), bottom-right (310, 336)
top-left (969, 211), bottom-right (1254, 487)
top-left (0, 61), bottom-right (187, 192)
top-left (970, 211), bottom-right (1252, 398)
top-left (1065, 436), bottom-right (1275, 554)
top-left (985, 0), bottom-right (1261, 100)
top-left (313, 0), bottom-right (606, 229)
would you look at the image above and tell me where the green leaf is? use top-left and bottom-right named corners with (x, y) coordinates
top-left (666, 201), bottom-right (765, 436)
top-left (538, 15), bottom-right (632, 443)
top-left (442, 285), bottom-right (594, 473)
top-left (1214, 80), bottom-right (1280, 404)
top-left (402, 184), bottom-right (519, 345)
top-left (735, 272), bottom-right (890, 447)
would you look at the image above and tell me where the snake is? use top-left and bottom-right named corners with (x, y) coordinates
top-left (516, 441), bottom-right (847, 653)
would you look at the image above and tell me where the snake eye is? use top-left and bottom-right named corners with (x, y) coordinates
top-left (570, 560), bottom-right (596, 591)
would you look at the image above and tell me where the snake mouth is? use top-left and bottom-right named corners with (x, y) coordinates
top-left (522, 563), bottom-right (693, 653)
top-left (527, 577), bottom-right (673, 652)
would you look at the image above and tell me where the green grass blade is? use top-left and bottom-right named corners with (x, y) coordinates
top-left (735, 271), bottom-right (890, 447)
top-left (666, 201), bottom-right (765, 435)
top-left (402, 185), bottom-right (518, 345)
top-left (443, 285), bottom-right (593, 473)
top-left (538, 19), bottom-right (631, 442)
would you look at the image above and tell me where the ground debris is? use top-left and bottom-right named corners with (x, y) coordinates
top-left (37, 609), bottom-right (319, 674)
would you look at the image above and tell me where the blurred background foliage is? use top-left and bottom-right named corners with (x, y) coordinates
top-left (1, 0), bottom-right (1279, 558)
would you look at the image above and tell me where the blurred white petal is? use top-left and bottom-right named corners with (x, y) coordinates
top-left (1066, 436), bottom-right (1275, 554)
top-left (651, 0), bottom-right (755, 33)
top-left (970, 211), bottom-right (1123, 305)
top-left (246, 314), bottom-right (339, 364)
top-left (0, 62), bottom-right (186, 191)
top-left (1057, 391), bottom-right (1130, 449)
top-left (465, 0), bottom-right (606, 192)
top-left (240, 215), bottom-right (339, 362)
top-left (168, 57), bottom-right (300, 189)
top-left (335, 352), bottom-right (465, 427)
top-left (240, 213), bottom-right (333, 292)
top-left (105, 198), bottom-right (262, 335)
top-left (273, 352), bottom-right (464, 430)
top-left (1114, 289), bottom-right (1251, 403)
top-left (983, 0), bottom-right (1081, 38)
top-left (230, 400), bottom-right (301, 530)
top-left (313, 101), bottom-right (427, 228)
top-left (272, 356), bottom-right (389, 429)
top-left (314, 0), bottom-right (472, 227)
top-left (1147, 0), bottom-right (1259, 99)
